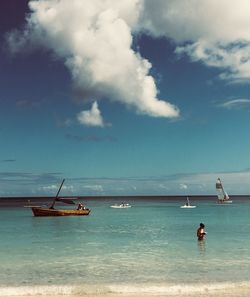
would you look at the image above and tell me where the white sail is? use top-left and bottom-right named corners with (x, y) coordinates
top-left (180, 196), bottom-right (196, 208)
top-left (216, 178), bottom-right (231, 203)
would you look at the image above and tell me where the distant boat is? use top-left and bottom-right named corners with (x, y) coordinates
top-left (180, 197), bottom-right (196, 208)
top-left (110, 203), bottom-right (131, 209)
top-left (216, 178), bottom-right (233, 204)
top-left (31, 179), bottom-right (91, 216)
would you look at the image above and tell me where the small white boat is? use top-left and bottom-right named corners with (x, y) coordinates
top-left (110, 203), bottom-right (131, 209)
top-left (216, 178), bottom-right (233, 204)
top-left (180, 197), bottom-right (196, 208)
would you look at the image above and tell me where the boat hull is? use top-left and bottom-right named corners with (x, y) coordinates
top-left (180, 205), bottom-right (196, 208)
top-left (110, 204), bottom-right (131, 208)
top-left (217, 200), bottom-right (233, 204)
top-left (31, 207), bottom-right (90, 217)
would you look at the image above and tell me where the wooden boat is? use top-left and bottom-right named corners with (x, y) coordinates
top-left (31, 179), bottom-right (90, 217)
top-left (31, 206), bottom-right (90, 216)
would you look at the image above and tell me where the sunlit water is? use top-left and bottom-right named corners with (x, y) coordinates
top-left (0, 197), bottom-right (250, 295)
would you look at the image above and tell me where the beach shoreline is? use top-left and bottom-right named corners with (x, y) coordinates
top-left (1, 282), bottom-right (250, 297)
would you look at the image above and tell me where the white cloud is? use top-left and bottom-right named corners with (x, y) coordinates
top-left (39, 183), bottom-right (74, 194)
top-left (179, 183), bottom-right (188, 190)
top-left (7, 0), bottom-right (179, 122)
top-left (175, 41), bottom-right (250, 83)
top-left (141, 0), bottom-right (250, 83)
top-left (8, 0), bottom-right (250, 120)
top-left (140, 0), bottom-right (250, 42)
top-left (83, 184), bottom-right (104, 192)
top-left (40, 184), bottom-right (58, 193)
top-left (2, 170), bottom-right (250, 195)
top-left (159, 183), bottom-right (169, 190)
top-left (77, 101), bottom-right (105, 127)
top-left (219, 98), bottom-right (250, 109)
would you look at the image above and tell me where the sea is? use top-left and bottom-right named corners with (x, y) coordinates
top-left (0, 196), bottom-right (250, 297)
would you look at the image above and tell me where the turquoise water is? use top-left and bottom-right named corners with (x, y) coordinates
top-left (0, 198), bottom-right (250, 294)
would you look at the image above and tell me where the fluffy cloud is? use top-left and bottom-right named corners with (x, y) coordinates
top-left (8, 0), bottom-right (250, 124)
top-left (77, 101), bottom-right (105, 127)
top-left (7, 0), bottom-right (179, 124)
top-left (175, 41), bottom-right (250, 82)
top-left (141, 0), bottom-right (250, 83)
top-left (140, 0), bottom-right (250, 42)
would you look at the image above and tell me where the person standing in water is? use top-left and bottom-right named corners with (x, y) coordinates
top-left (197, 223), bottom-right (206, 240)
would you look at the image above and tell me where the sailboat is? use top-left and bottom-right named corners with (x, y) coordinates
top-left (216, 178), bottom-right (233, 204)
top-left (180, 197), bottom-right (196, 208)
top-left (31, 179), bottom-right (91, 216)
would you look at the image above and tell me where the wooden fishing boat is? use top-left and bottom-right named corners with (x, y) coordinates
top-left (31, 179), bottom-right (90, 217)
top-left (31, 206), bottom-right (90, 216)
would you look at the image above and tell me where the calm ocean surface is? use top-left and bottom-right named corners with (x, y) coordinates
top-left (0, 197), bottom-right (250, 296)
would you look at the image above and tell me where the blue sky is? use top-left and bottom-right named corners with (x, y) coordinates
top-left (1, 0), bottom-right (250, 196)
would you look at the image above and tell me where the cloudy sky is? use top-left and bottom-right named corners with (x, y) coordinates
top-left (1, 0), bottom-right (250, 196)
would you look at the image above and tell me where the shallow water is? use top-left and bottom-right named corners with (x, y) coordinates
top-left (0, 198), bottom-right (250, 295)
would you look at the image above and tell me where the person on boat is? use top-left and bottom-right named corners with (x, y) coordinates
top-left (77, 203), bottom-right (83, 210)
top-left (197, 223), bottom-right (206, 241)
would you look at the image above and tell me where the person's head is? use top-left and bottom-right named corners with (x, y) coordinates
top-left (200, 223), bottom-right (205, 228)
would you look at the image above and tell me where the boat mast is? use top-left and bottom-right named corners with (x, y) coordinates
top-left (50, 179), bottom-right (65, 209)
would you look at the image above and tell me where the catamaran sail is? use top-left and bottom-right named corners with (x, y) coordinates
top-left (216, 178), bottom-right (232, 203)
